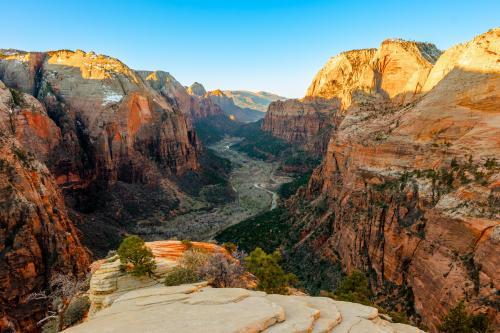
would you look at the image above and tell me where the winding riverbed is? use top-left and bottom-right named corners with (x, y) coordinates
top-left (138, 137), bottom-right (292, 241)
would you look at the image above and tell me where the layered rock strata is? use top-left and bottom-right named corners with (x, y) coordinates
top-left (208, 89), bottom-right (267, 122)
top-left (287, 28), bottom-right (500, 331)
top-left (0, 134), bottom-right (90, 332)
top-left (64, 284), bottom-right (424, 333)
top-left (138, 72), bottom-right (224, 120)
top-left (262, 39), bottom-right (442, 154)
top-left (87, 240), bottom-right (227, 314)
top-left (0, 50), bottom-right (200, 191)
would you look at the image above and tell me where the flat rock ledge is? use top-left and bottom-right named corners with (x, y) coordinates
top-left (65, 284), bottom-right (424, 333)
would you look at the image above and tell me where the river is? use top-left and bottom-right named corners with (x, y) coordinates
top-left (137, 137), bottom-right (292, 241)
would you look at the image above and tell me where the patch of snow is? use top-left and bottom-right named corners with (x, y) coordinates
top-left (101, 86), bottom-right (123, 106)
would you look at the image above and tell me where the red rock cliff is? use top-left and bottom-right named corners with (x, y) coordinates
top-left (0, 50), bottom-right (200, 191)
top-left (0, 135), bottom-right (90, 332)
top-left (138, 71), bottom-right (224, 121)
top-left (287, 28), bottom-right (500, 331)
top-left (262, 39), bottom-right (441, 155)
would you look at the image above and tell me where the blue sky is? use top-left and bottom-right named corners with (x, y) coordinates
top-left (1, 0), bottom-right (498, 97)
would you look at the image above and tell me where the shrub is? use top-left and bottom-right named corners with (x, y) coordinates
top-left (164, 266), bottom-right (202, 286)
top-left (180, 248), bottom-right (210, 269)
top-left (484, 158), bottom-right (497, 170)
top-left (63, 295), bottom-right (90, 327)
top-left (244, 247), bottom-right (296, 294)
top-left (222, 242), bottom-right (237, 254)
top-left (117, 235), bottom-right (156, 276)
top-left (164, 248), bottom-right (209, 286)
top-left (329, 271), bottom-right (372, 305)
top-left (199, 252), bottom-right (246, 288)
top-left (438, 301), bottom-right (491, 333)
top-left (41, 318), bottom-right (59, 333)
top-left (181, 239), bottom-right (193, 249)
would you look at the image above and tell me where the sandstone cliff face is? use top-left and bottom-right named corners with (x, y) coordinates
top-left (263, 39), bottom-right (441, 154)
top-left (222, 90), bottom-right (285, 112)
top-left (262, 97), bottom-right (340, 154)
top-left (287, 28), bottom-right (500, 331)
top-left (138, 71), bottom-right (223, 120)
top-left (208, 89), bottom-right (266, 122)
top-left (0, 50), bottom-right (200, 191)
top-left (186, 81), bottom-right (207, 97)
top-left (0, 133), bottom-right (90, 332)
top-left (306, 40), bottom-right (440, 108)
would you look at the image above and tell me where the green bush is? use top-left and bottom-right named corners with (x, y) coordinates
top-left (117, 235), bottom-right (156, 276)
top-left (222, 242), bottom-right (237, 254)
top-left (331, 271), bottom-right (372, 305)
top-left (164, 248), bottom-right (209, 286)
top-left (41, 318), bottom-right (59, 333)
top-left (181, 239), bottom-right (193, 250)
top-left (438, 301), bottom-right (491, 333)
top-left (245, 247), bottom-right (296, 294)
top-left (63, 295), bottom-right (90, 327)
top-left (164, 266), bottom-right (202, 286)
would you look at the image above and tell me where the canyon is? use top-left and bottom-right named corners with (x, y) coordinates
top-left (261, 28), bottom-right (500, 330)
top-left (0, 27), bottom-right (498, 333)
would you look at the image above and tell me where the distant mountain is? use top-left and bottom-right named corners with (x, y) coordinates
top-left (206, 89), bottom-right (265, 122)
top-left (223, 90), bottom-right (286, 112)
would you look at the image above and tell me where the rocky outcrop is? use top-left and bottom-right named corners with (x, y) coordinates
top-left (208, 89), bottom-right (266, 122)
top-left (262, 97), bottom-right (340, 154)
top-left (187, 82), bottom-right (207, 97)
top-left (222, 90), bottom-right (285, 112)
top-left (0, 50), bottom-right (200, 191)
top-left (64, 284), bottom-right (424, 333)
top-left (262, 39), bottom-right (441, 154)
top-left (306, 40), bottom-right (441, 108)
top-left (0, 81), bottom-right (61, 163)
top-left (286, 28), bottom-right (500, 331)
top-left (87, 240), bottom-right (227, 314)
top-left (0, 133), bottom-right (90, 332)
top-left (0, 51), bottom-right (208, 258)
top-left (138, 71), bottom-right (223, 120)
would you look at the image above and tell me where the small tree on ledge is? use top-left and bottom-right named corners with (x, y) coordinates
top-left (117, 235), bottom-right (156, 277)
top-left (245, 247), bottom-right (296, 294)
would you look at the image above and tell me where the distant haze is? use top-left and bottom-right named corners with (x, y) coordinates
top-left (0, 0), bottom-right (498, 97)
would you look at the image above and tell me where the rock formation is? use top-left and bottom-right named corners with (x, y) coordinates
top-left (0, 126), bottom-right (90, 331)
top-left (0, 50), bottom-right (200, 189)
top-left (222, 90), bottom-right (285, 112)
top-left (283, 28), bottom-right (499, 331)
top-left (262, 39), bottom-right (442, 154)
top-left (208, 89), bottom-right (267, 122)
top-left (138, 72), bottom-right (224, 120)
top-left (64, 284), bottom-right (424, 333)
top-left (87, 240), bottom-right (227, 315)
top-left (187, 82), bottom-right (207, 97)
top-left (262, 97), bottom-right (340, 154)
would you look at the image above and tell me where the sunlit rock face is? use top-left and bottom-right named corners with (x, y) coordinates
top-left (0, 50), bottom-right (200, 191)
top-left (306, 40), bottom-right (441, 108)
top-left (263, 39), bottom-right (442, 154)
top-left (186, 81), bottom-right (207, 97)
top-left (207, 89), bottom-right (267, 122)
top-left (286, 28), bottom-right (499, 331)
top-left (139, 72), bottom-right (224, 120)
top-left (222, 90), bottom-right (286, 112)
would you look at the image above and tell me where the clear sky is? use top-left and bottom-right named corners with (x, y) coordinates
top-left (1, 0), bottom-right (498, 97)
